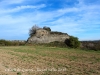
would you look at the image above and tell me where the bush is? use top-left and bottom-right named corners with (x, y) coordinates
top-left (50, 31), bottom-right (68, 35)
top-left (43, 26), bottom-right (51, 32)
top-left (81, 41), bottom-right (100, 51)
top-left (29, 25), bottom-right (40, 37)
top-left (0, 39), bottom-right (11, 46)
top-left (95, 43), bottom-right (100, 51)
top-left (0, 39), bottom-right (26, 46)
top-left (65, 36), bottom-right (80, 48)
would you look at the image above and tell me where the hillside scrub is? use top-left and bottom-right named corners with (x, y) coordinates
top-left (65, 36), bottom-right (80, 48)
top-left (81, 40), bottom-right (100, 51)
top-left (29, 25), bottom-right (40, 37)
top-left (50, 31), bottom-right (68, 35)
top-left (43, 26), bottom-right (51, 32)
top-left (0, 39), bottom-right (25, 46)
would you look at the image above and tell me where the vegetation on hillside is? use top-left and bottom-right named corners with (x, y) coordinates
top-left (29, 25), bottom-right (40, 37)
top-left (43, 26), bottom-right (51, 32)
top-left (65, 36), bottom-right (80, 48)
top-left (0, 39), bottom-right (25, 46)
top-left (81, 40), bottom-right (100, 51)
top-left (50, 31), bottom-right (68, 35)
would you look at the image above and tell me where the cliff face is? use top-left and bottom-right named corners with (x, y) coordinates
top-left (27, 29), bottom-right (69, 43)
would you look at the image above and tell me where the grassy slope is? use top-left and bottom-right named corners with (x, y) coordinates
top-left (0, 46), bottom-right (100, 75)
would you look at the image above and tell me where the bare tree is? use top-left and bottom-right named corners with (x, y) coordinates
top-left (29, 25), bottom-right (40, 37)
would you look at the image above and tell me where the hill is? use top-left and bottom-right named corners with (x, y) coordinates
top-left (27, 28), bottom-right (69, 43)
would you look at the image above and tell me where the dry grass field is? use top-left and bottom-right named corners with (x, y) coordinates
top-left (0, 46), bottom-right (100, 75)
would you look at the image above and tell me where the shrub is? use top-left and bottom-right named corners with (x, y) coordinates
top-left (81, 41), bottom-right (100, 51)
top-left (95, 43), bottom-right (100, 51)
top-left (43, 26), bottom-right (51, 32)
top-left (29, 25), bottom-right (40, 37)
top-left (50, 31), bottom-right (68, 35)
top-left (0, 39), bottom-right (6, 46)
top-left (65, 36), bottom-right (80, 48)
top-left (0, 39), bottom-right (26, 46)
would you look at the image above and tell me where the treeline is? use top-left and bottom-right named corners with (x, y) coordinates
top-left (80, 40), bottom-right (100, 51)
top-left (0, 39), bottom-right (26, 46)
top-left (1, 39), bottom-right (100, 51)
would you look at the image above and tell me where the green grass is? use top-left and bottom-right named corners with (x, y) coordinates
top-left (0, 46), bottom-right (100, 75)
top-left (17, 72), bottom-right (21, 75)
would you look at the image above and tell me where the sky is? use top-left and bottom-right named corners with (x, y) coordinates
top-left (0, 0), bottom-right (100, 41)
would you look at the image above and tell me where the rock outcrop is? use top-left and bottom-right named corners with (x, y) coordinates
top-left (27, 29), bottom-right (69, 43)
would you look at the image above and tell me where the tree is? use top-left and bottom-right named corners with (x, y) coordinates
top-left (65, 36), bottom-right (80, 48)
top-left (43, 26), bottom-right (51, 32)
top-left (29, 25), bottom-right (40, 37)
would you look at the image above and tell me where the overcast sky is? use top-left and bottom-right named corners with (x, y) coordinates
top-left (0, 0), bottom-right (100, 40)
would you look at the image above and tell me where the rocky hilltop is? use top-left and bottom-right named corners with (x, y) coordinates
top-left (27, 28), bottom-right (69, 43)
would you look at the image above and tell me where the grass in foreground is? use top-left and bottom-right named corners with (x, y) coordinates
top-left (0, 46), bottom-right (100, 75)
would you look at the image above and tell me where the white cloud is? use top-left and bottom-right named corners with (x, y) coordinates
top-left (0, 0), bottom-right (25, 9)
top-left (0, 4), bottom-right (46, 14)
top-left (0, 0), bottom-right (100, 40)
top-left (0, 0), bottom-right (24, 4)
